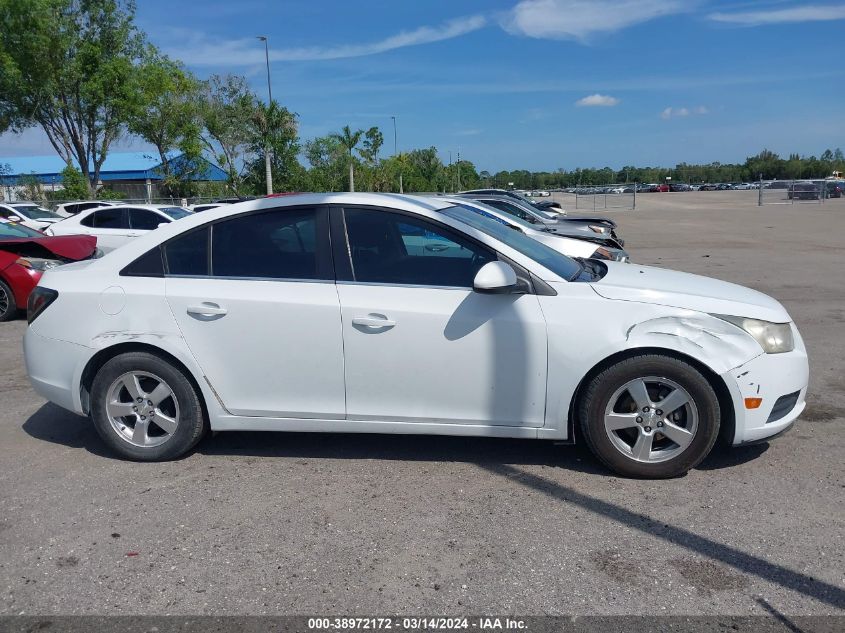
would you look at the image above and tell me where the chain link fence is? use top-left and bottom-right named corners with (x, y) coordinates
top-left (757, 180), bottom-right (839, 205)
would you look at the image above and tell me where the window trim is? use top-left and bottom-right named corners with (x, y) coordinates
top-left (331, 204), bottom-right (537, 293)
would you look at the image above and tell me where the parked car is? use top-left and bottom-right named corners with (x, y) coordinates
top-left (54, 200), bottom-right (121, 217)
top-left (824, 181), bottom-right (843, 198)
top-left (0, 219), bottom-right (97, 321)
top-left (457, 194), bottom-right (624, 248)
top-left (787, 182), bottom-right (821, 200)
top-left (23, 193), bottom-right (808, 478)
top-left (45, 204), bottom-right (191, 253)
top-left (188, 203), bottom-right (225, 213)
top-left (669, 183), bottom-right (691, 192)
top-left (0, 202), bottom-right (63, 231)
top-left (657, 184), bottom-right (670, 192)
top-left (433, 197), bottom-right (629, 262)
top-left (699, 184), bottom-right (717, 191)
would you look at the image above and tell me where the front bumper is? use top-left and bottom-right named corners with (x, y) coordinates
top-left (722, 343), bottom-right (809, 445)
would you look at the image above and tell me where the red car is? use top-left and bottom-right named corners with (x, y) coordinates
top-left (0, 220), bottom-right (97, 321)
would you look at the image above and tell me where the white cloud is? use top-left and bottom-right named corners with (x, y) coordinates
top-left (502, 0), bottom-right (689, 40)
top-left (575, 93), bottom-right (620, 107)
top-left (166, 15), bottom-right (487, 66)
top-left (661, 105), bottom-right (709, 119)
top-left (709, 4), bottom-right (845, 26)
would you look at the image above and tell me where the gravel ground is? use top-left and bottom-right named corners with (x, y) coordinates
top-left (0, 191), bottom-right (843, 617)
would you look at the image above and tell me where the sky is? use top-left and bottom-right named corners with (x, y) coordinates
top-left (2, 0), bottom-right (844, 172)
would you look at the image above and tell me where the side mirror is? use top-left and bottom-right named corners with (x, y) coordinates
top-left (157, 222), bottom-right (168, 229)
top-left (8, 215), bottom-right (21, 222)
top-left (473, 261), bottom-right (519, 294)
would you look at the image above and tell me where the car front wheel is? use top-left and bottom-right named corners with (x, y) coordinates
top-left (579, 354), bottom-right (720, 478)
top-left (90, 352), bottom-right (207, 460)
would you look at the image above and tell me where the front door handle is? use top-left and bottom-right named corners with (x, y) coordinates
top-left (352, 315), bottom-right (396, 329)
top-left (187, 302), bottom-right (228, 317)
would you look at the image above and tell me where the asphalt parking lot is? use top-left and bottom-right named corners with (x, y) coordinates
top-left (0, 191), bottom-right (843, 617)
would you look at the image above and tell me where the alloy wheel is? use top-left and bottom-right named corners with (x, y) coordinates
top-left (105, 371), bottom-right (180, 448)
top-left (603, 376), bottom-right (699, 463)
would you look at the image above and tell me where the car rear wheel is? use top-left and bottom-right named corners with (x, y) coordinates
top-left (90, 352), bottom-right (207, 460)
top-left (0, 280), bottom-right (16, 322)
top-left (579, 354), bottom-right (720, 478)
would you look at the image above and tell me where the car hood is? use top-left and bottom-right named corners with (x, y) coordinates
top-left (591, 262), bottom-right (791, 322)
top-left (0, 234), bottom-right (98, 261)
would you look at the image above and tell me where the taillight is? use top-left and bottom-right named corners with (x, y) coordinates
top-left (27, 287), bottom-right (58, 324)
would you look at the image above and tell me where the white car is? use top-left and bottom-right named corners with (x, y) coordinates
top-left (188, 203), bottom-right (226, 213)
top-left (433, 196), bottom-right (629, 262)
top-left (45, 204), bottom-right (191, 253)
top-left (24, 193), bottom-right (808, 478)
top-left (54, 200), bottom-right (121, 218)
top-left (0, 202), bottom-right (63, 231)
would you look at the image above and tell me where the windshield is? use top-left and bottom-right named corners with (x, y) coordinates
top-left (441, 205), bottom-right (582, 281)
top-left (158, 206), bottom-right (191, 220)
top-left (12, 204), bottom-right (60, 220)
top-left (0, 220), bottom-right (44, 238)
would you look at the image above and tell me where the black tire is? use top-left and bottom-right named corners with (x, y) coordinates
top-left (90, 351), bottom-right (207, 460)
top-left (578, 354), bottom-right (720, 479)
top-left (0, 279), bottom-right (17, 322)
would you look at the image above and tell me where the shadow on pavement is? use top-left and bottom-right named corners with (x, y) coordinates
top-left (23, 403), bottom-right (771, 475)
top-left (477, 462), bottom-right (845, 611)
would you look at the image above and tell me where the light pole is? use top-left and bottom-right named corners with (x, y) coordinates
top-left (257, 35), bottom-right (273, 195)
top-left (391, 115), bottom-right (403, 193)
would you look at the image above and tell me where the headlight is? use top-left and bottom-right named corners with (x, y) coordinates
top-left (715, 315), bottom-right (794, 353)
top-left (590, 247), bottom-right (630, 263)
top-left (16, 257), bottom-right (63, 272)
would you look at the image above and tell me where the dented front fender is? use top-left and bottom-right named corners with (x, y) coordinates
top-left (623, 311), bottom-right (763, 374)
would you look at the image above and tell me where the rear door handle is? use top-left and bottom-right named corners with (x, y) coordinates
top-left (187, 302), bottom-right (228, 317)
top-left (352, 315), bottom-right (396, 328)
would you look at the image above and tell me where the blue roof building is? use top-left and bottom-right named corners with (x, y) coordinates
top-left (0, 152), bottom-right (227, 187)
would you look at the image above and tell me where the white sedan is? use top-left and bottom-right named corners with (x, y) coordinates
top-left (45, 204), bottom-right (191, 252)
top-left (24, 193), bottom-right (808, 478)
top-left (0, 202), bottom-right (63, 231)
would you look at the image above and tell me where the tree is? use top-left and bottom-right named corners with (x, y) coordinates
top-left (127, 48), bottom-right (203, 196)
top-left (199, 74), bottom-right (259, 195)
top-left (59, 164), bottom-right (89, 199)
top-left (244, 100), bottom-right (302, 193)
top-left (360, 126), bottom-right (383, 165)
top-left (304, 135), bottom-right (346, 192)
top-left (0, 0), bottom-right (146, 196)
top-left (19, 174), bottom-right (46, 202)
top-left (330, 125), bottom-right (363, 192)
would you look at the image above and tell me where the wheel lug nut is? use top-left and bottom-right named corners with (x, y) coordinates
top-left (132, 406), bottom-right (137, 411)
top-left (136, 398), bottom-right (142, 403)
top-left (657, 421), bottom-right (663, 427)
top-left (140, 416), bottom-right (146, 420)
top-left (636, 416), bottom-right (643, 423)
top-left (642, 406), bottom-right (650, 412)
top-left (656, 409), bottom-right (663, 416)
top-left (644, 426), bottom-right (652, 432)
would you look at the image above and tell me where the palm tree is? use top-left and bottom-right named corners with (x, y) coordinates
top-left (331, 125), bottom-right (363, 192)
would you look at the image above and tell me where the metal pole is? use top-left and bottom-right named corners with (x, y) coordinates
top-left (258, 36), bottom-right (273, 195)
top-left (456, 149), bottom-right (461, 192)
top-left (391, 116), bottom-right (402, 192)
top-left (633, 183), bottom-right (636, 210)
top-left (758, 173), bottom-right (762, 206)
